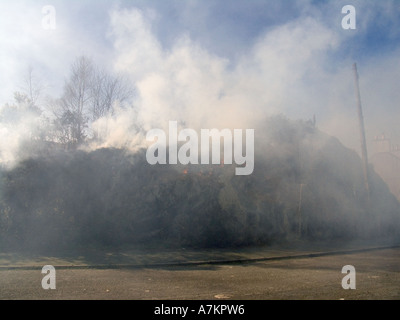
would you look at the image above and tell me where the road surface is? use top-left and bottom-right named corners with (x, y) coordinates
top-left (1, 247), bottom-right (399, 300)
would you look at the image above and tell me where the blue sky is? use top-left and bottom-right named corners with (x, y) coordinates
top-left (0, 0), bottom-right (400, 155)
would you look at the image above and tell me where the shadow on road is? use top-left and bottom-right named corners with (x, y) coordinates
top-left (1, 237), bottom-right (399, 271)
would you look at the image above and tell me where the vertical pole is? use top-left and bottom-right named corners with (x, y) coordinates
top-left (297, 183), bottom-right (304, 237)
top-left (352, 63), bottom-right (370, 199)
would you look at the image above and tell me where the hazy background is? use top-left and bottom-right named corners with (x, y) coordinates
top-left (1, 0), bottom-right (400, 164)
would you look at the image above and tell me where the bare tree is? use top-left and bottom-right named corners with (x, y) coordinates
top-left (58, 56), bottom-right (94, 146)
top-left (90, 68), bottom-right (133, 121)
top-left (54, 56), bottom-right (134, 148)
top-left (21, 66), bottom-right (46, 107)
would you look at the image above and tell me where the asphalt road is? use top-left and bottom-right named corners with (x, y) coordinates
top-left (1, 247), bottom-right (399, 300)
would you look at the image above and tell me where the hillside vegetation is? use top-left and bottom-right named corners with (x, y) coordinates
top-left (1, 116), bottom-right (399, 252)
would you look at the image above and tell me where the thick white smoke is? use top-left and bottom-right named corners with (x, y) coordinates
top-left (91, 6), bottom-right (400, 157)
top-left (92, 9), bottom-right (339, 151)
